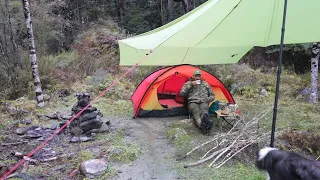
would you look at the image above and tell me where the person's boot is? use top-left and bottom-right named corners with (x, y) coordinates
top-left (200, 113), bottom-right (212, 134)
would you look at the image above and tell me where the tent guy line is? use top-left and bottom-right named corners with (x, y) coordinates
top-left (0, 50), bottom-right (153, 180)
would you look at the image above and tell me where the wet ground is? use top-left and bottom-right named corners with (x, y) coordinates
top-left (111, 116), bottom-right (184, 180)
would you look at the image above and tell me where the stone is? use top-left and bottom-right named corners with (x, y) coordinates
top-left (16, 127), bottom-right (30, 135)
top-left (35, 127), bottom-right (42, 131)
top-left (79, 159), bottom-right (108, 179)
top-left (230, 84), bottom-right (239, 95)
top-left (79, 117), bottom-right (103, 132)
top-left (15, 125), bottom-right (39, 135)
top-left (70, 136), bottom-right (95, 143)
top-left (42, 148), bottom-right (52, 151)
top-left (21, 118), bottom-right (32, 125)
top-left (78, 97), bottom-right (90, 107)
top-left (260, 87), bottom-right (268, 97)
top-left (79, 111), bottom-right (99, 122)
top-left (37, 137), bottom-right (45, 141)
top-left (72, 106), bottom-right (97, 114)
top-left (43, 94), bottom-right (51, 101)
top-left (51, 123), bottom-right (58, 130)
top-left (299, 87), bottom-right (312, 95)
top-left (25, 130), bottom-right (43, 139)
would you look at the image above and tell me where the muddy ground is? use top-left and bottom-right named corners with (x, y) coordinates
top-left (111, 117), bottom-right (182, 180)
top-left (0, 111), bottom-right (263, 180)
top-left (110, 116), bottom-right (234, 180)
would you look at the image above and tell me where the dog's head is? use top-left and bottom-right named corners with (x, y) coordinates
top-left (256, 147), bottom-right (279, 170)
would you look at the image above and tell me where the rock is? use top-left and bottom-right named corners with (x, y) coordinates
top-left (25, 130), bottom-right (43, 138)
top-left (35, 127), bottom-right (42, 131)
top-left (72, 106), bottom-right (97, 114)
top-left (43, 94), bottom-right (51, 101)
top-left (43, 120), bottom-right (59, 130)
top-left (15, 125), bottom-right (39, 135)
top-left (100, 117), bottom-right (110, 125)
top-left (78, 98), bottom-right (90, 107)
top-left (21, 134), bottom-right (42, 139)
top-left (79, 159), bottom-right (108, 179)
top-left (20, 119), bottom-right (32, 125)
top-left (61, 115), bottom-right (72, 120)
top-left (51, 123), bottom-right (58, 130)
top-left (88, 122), bottom-right (110, 134)
top-left (79, 117), bottom-right (103, 132)
top-left (79, 111), bottom-right (99, 122)
top-left (42, 148), bottom-right (52, 151)
top-left (299, 87), bottom-right (312, 95)
top-left (16, 127), bottom-right (30, 135)
top-left (37, 137), bottom-right (45, 141)
top-left (260, 87), bottom-right (268, 97)
top-left (70, 136), bottom-right (95, 143)
top-left (230, 84), bottom-right (239, 95)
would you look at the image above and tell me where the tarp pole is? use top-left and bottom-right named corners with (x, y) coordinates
top-left (270, 0), bottom-right (288, 147)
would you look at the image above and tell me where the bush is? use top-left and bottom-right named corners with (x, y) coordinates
top-left (279, 129), bottom-right (320, 157)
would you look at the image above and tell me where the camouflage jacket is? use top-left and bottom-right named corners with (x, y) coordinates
top-left (180, 80), bottom-right (215, 104)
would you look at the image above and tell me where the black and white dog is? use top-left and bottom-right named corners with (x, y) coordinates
top-left (256, 147), bottom-right (320, 180)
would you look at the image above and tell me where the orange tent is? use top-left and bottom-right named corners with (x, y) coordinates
top-left (132, 64), bottom-right (235, 118)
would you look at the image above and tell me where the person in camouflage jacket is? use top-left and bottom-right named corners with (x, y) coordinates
top-left (180, 70), bottom-right (215, 134)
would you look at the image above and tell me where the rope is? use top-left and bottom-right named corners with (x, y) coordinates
top-left (0, 50), bottom-right (153, 180)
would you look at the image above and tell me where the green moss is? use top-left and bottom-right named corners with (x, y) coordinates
top-left (109, 131), bottom-right (141, 163)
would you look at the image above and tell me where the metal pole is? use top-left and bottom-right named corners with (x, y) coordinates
top-left (270, 0), bottom-right (288, 147)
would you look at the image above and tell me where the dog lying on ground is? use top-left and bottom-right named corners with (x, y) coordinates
top-left (256, 147), bottom-right (320, 180)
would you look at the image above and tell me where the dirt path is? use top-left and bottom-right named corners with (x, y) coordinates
top-left (111, 116), bottom-right (184, 180)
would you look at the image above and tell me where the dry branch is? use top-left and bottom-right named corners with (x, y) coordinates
top-left (183, 107), bottom-right (273, 169)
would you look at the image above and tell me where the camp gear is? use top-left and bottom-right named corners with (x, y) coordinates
top-left (132, 64), bottom-right (235, 118)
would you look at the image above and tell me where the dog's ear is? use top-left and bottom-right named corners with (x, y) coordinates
top-left (255, 149), bottom-right (265, 170)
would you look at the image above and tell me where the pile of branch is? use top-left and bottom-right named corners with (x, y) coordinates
top-left (183, 108), bottom-right (273, 168)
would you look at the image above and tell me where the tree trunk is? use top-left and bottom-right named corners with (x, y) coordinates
top-left (160, 0), bottom-right (164, 25)
top-left (117, 0), bottom-right (124, 20)
top-left (21, 0), bottom-right (44, 107)
top-left (5, 0), bottom-right (18, 67)
top-left (181, 0), bottom-right (190, 14)
top-left (310, 42), bottom-right (319, 104)
top-left (167, 0), bottom-right (173, 22)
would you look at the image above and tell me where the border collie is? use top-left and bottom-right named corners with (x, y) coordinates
top-left (256, 147), bottom-right (320, 180)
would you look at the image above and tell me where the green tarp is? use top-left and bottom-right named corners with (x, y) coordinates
top-left (118, 0), bottom-right (320, 66)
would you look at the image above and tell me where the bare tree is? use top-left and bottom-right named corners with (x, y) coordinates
top-left (22, 0), bottom-right (44, 107)
top-left (181, 0), bottom-right (191, 13)
top-left (173, 0), bottom-right (191, 14)
top-left (310, 43), bottom-right (319, 104)
top-left (117, 0), bottom-right (124, 20)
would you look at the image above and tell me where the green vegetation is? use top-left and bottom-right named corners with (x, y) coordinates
top-left (109, 130), bottom-right (141, 163)
top-left (0, 0), bottom-right (319, 179)
top-left (177, 163), bottom-right (265, 180)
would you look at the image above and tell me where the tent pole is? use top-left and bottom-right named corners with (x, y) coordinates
top-left (270, 0), bottom-right (288, 147)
